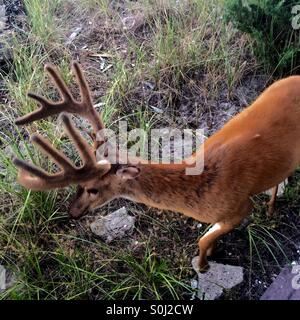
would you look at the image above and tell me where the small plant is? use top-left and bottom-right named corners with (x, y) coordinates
top-left (225, 0), bottom-right (300, 75)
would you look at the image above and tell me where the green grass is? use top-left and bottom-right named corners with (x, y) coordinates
top-left (225, 0), bottom-right (300, 75)
top-left (24, 0), bottom-right (63, 44)
top-left (99, 0), bottom-right (254, 120)
top-left (77, 0), bottom-right (110, 12)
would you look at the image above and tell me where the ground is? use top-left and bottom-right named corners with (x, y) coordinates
top-left (0, 0), bottom-right (300, 300)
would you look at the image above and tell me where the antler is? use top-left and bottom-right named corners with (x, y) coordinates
top-left (15, 61), bottom-right (105, 135)
top-left (13, 114), bottom-right (111, 190)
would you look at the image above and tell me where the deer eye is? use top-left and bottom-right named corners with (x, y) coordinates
top-left (87, 188), bottom-right (98, 195)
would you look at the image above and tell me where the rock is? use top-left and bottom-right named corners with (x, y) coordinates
top-left (192, 257), bottom-right (244, 300)
top-left (264, 179), bottom-right (288, 197)
top-left (94, 102), bottom-right (105, 109)
top-left (190, 279), bottom-right (198, 289)
top-left (121, 13), bottom-right (145, 32)
top-left (90, 207), bottom-right (135, 243)
top-left (66, 26), bottom-right (82, 45)
top-left (150, 106), bottom-right (163, 113)
top-left (0, 265), bottom-right (6, 291)
top-left (3, 144), bottom-right (14, 158)
top-left (261, 263), bottom-right (300, 300)
top-left (143, 81), bottom-right (155, 91)
top-left (0, 4), bottom-right (6, 31)
top-left (0, 265), bottom-right (16, 293)
top-left (0, 4), bottom-right (11, 72)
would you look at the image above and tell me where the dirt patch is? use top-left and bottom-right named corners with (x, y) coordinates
top-left (171, 73), bottom-right (270, 134)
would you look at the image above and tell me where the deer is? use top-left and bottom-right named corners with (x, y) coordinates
top-left (12, 61), bottom-right (300, 272)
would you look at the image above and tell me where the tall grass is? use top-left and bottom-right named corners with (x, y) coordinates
top-left (24, 0), bottom-right (63, 44)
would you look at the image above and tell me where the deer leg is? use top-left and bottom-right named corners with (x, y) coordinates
top-left (267, 185), bottom-right (278, 217)
top-left (198, 221), bottom-right (235, 272)
top-left (206, 243), bottom-right (215, 257)
top-left (197, 201), bottom-right (252, 272)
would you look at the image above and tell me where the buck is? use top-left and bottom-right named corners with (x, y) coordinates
top-left (13, 62), bottom-right (300, 271)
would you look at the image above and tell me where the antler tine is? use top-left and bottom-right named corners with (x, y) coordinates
top-left (60, 114), bottom-right (95, 167)
top-left (13, 114), bottom-right (110, 191)
top-left (13, 157), bottom-right (53, 180)
top-left (15, 64), bottom-right (75, 126)
top-left (44, 64), bottom-right (74, 102)
top-left (30, 134), bottom-right (75, 172)
top-left (13, 157), bottom-right (69, 191)
top-left (15, 62), bottom-right (106, 139)
top-left (72, 62), bottom-right (93, 109)
top-left (15, 94), bottom-right (63, 126)
top-left (72, 61), bottom-right (105, 133)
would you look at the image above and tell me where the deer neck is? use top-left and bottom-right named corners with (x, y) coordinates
top-left (119, 157), bottom-right (219, 212)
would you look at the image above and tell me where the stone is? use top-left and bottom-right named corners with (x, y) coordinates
top-left (0, 4), bottom-right (6, 31)
top-left (121, 13), bottom-right (145, 32)
top-left (192, 257), bottom-right (244, 300)
top-left (66, 26), bottom-right (82, 45)
top-left (90, 207), bottom-right (135, 243)
top-left (264, 179), bottom-right (288, 197)
top-left (150, 106), bottom-right (163, 113)
top-left (0, 265), bottom-right (14, 293)
top-left (0, 265), bottom-right (16, 294)
top-left (261, 264), bottom-right (300, 300)
top-left (0, 3), bottom-right (13, 72)
top-left (0, 265), bottom-right (6, 291)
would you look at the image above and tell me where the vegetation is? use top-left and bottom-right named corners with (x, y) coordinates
top-left (225, 0), bottom-right (300, 75)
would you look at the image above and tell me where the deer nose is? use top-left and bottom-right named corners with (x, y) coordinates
top-left (68, 204), bottom-right (90, 220)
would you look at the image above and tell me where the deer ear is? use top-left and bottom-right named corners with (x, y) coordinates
top-left (116, 166), bottom-right (140, 180)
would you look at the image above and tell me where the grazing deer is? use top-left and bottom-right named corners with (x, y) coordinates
top-left (13, 62), bottom-right (300, 271)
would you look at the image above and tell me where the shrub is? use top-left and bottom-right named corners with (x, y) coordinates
top-left (224, 0), bottom-right (300, 75)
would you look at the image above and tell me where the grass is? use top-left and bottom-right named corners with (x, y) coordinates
top-left (225, 0), bottom-right (300, 75)
top-left (78, 0), bottom-right (110, 12)
top-left (0, 0), bottom-right (299, 300)
top-left (23, 0), bottom-right (64, 44)
top-left (106, 1), bottom-right (251, 112)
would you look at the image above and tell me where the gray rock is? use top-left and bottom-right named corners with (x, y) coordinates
top-left (90, 207), bottom-right (135, 243)
top-left (4, 141), bottom-right (27, 156)
top-left (261, 263), bottom-right (300, 300)
top-left (192, 257), bottom-right (244, 300)
top-left (0, 4), bottom-right (13, 69)
top-left (0, 5), bottom-right (6, 31)
top-left (264, 179), bottom-right (288, 197)
top-left (0, 265), bottom-right (6, 291)
top-left (66, 26), bottom-right (82, 45)
top-left (0, 265), bottom-right (16, 294)
top-left (150, 106), bottom-right (163, 113)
